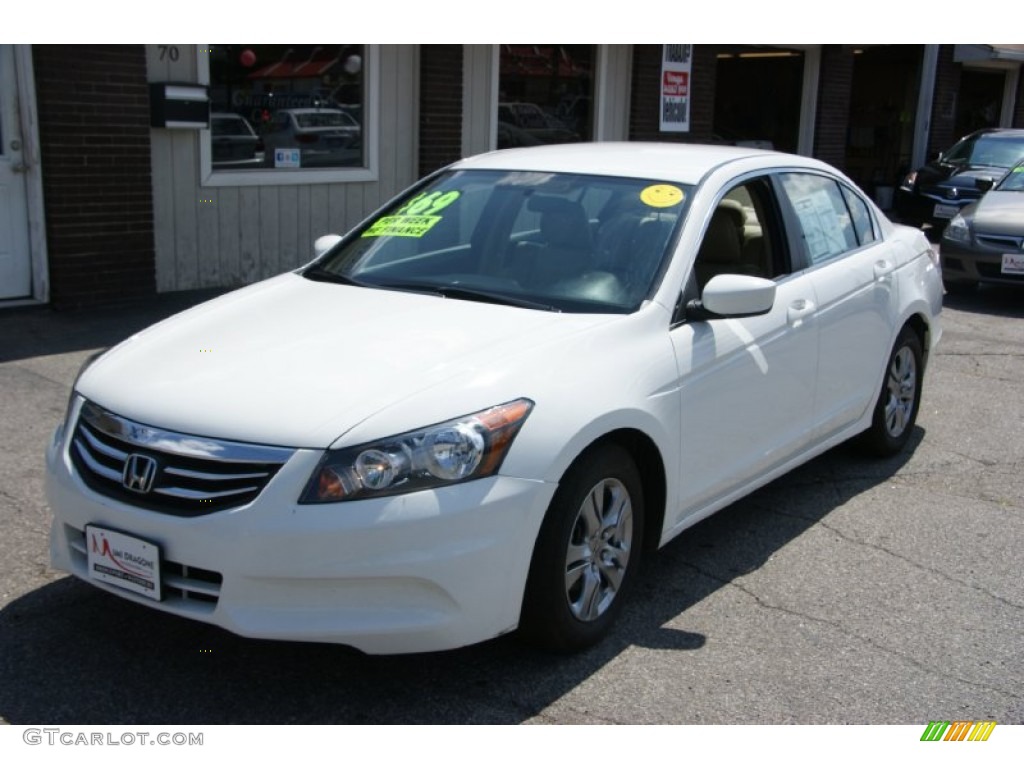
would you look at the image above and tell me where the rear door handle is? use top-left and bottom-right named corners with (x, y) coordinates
top-left (874, 259), bottom-right (894, 281)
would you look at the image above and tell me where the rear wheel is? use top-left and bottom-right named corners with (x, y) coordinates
top-left (859, 326), bottom-right (923, 456)
top-left (519, 444), bottom-right (644, 651)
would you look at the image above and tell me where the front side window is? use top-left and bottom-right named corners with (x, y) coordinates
top-left (306, 170), bottom-right (691, 314)
top-left (692, 177), bottom-right (789, 292)
top-left (779, 173), bottom-right (857, 265)
top-left (207, 44), bottom-right (365, 173)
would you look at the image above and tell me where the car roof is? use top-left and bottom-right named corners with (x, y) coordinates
top-left (453, 141), bottom-right (802, 185)
top-left (963, 127), bottom-right (1024, 139)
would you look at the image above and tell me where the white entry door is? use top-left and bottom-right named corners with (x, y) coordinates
top-left (0, 45), bottom-right (32, 300)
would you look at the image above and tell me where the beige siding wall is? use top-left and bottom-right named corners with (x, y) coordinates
top-left (147, 45), bottom-right (418, 292)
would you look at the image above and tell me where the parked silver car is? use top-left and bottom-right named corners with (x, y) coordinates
top-left (261, 108), bottom-right (361, 169)
top-left (940, 159), bottom-right (1024, 292)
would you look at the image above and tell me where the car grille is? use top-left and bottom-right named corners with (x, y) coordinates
top-left (976, 234), bottom-right (1024, 252)
top-left (66, 525), bottom-right (223, 611)
top-left (70, 400), bottom-right (295, 517)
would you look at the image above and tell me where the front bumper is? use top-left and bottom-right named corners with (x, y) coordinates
top-left (893, 188), bottom-right (975, 231)
top-left (940, 238), bottom-right (1024, 288)
top-left (46, 417), bottom-right (555, 655)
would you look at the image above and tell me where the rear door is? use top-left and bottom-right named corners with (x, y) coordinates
top-left (776, 173), bottom-right (899, 438)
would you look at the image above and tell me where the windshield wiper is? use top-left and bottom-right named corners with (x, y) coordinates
top-left (372, 280), bottom-right (560, 312)
top-left (433, 285), bottom-right (561, 312)
top-left (302, 266), bottom-right (367, 287)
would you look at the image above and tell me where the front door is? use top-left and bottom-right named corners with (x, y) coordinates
top-left (0, 45), bottom-right (32, 300)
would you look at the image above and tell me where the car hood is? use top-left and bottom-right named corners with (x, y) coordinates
top-left (969, 191), bottom-right (1024, 236)
top-left (76, 274), bottom-right (615, 449)
top-left (916, 161), bottom-right (1005, 190)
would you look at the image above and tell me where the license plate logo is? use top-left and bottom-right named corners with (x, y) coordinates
top-left (85, 525), bottom-right (162, 600)
top-left (1003, 253), bottom-right (1024, 275)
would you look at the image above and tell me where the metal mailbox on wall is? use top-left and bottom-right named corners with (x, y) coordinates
top-left (150, 83), bottom-right (210, 129)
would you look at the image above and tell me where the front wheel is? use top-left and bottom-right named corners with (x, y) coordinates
top-left (859, 326), bottom-right (923, 457)
top-left (519, 444), bottom-right (644, 651)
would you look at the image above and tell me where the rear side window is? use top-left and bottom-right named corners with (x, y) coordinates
top-left (779, 173), bottom-right (857, 265)
top-left (840, 184), bottom-right (877, 247)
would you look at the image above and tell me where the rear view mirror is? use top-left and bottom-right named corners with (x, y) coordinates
top-left (974, 177), bottom-right (994, 193)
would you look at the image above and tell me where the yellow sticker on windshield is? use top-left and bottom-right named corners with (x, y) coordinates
top-left (362, 215), bottom-right (442, 238)
top-left (640, 184), bottom-right (684, 208)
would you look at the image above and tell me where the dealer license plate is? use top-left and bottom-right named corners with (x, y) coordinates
top-left (1003, 253), bottom-right (1024, 275)
top-left (933, 203), bottom-right (959, 219)
top-left (85, 525), bottom-right (162, 600)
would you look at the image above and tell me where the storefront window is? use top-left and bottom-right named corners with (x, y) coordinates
top-left (497, 45), bottom-right (594, 149)
top-left (207, 45), bottom-right (365, 172)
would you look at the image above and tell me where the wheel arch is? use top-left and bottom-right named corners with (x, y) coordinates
top-left (563, 428), bottom-right (668, 555)
top-left (904, 312), bottom-right (931, 371)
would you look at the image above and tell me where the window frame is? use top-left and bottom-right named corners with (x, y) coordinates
top-left (197, 44), bottom-right (380, 187)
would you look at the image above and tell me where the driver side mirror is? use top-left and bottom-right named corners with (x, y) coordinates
top-left (314, 234), bottom-right (343, 258)
top-left (684, 274), bottom-right (777, 321)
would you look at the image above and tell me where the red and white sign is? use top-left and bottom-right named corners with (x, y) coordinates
top-left (660, 45), bottom-right (692, 133)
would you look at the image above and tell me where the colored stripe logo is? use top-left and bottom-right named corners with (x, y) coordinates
top-left (920, 721), bottom-right (997, 741)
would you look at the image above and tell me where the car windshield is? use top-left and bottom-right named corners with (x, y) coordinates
top-left (306, 169), bottom-right (690, 313)
top-left (996, 162), bottom-right (1024, 192)
top-left (212, 116), bottom-right (253, 137)
top-left (943, 134), bottom-right (1024, 168)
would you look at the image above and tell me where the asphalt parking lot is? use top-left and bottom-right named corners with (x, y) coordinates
top-left (0, 282), bottom-right (1021, 725)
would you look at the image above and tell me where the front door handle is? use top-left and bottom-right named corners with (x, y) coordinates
top-left (787, 298), bottom-right (816, 326)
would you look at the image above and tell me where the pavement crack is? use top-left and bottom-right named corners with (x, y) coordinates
top-left (753, 501), bottom-right (1024, 611)
top-left (677, 559), bottom-right (1021, 701)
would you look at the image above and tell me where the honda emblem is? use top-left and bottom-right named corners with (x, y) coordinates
top-left (122, 454), bottom-right (157, 494)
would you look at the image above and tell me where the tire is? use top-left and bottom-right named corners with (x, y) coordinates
top-left (519, 443), bottom-right (644, 652)
top-left (859, 326), bottom-right (923, 457)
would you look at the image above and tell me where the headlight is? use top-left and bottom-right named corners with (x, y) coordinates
top-left (62, 349), bottom-right (106, 427)
top-left (943, 213), bottom-right (970, 244)
top-left (899, 171), bottom-right (917, 192)
top-left (299, 398), bottom-right (534, 503)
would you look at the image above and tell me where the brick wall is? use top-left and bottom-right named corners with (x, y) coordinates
top-left (929, 45), bottom-right (960, 155)
top-left (629, 45), bottom-right (715, 142)
top-left (418, 45), bottom-right (464, 178)
top-left (814, 46), bottom-right (854, 172)
top-left (32, 45), bottom-right (155, 308)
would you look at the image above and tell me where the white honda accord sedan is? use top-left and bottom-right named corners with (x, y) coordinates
top-left (46, 143), bottom-right (943, 654)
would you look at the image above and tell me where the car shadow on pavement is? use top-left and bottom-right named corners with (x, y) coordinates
top-left (942, 284), bottom-right (1024, 319)
top-left (0, 289), bottom-right (229, 364)
top-left (0, 431), bottom-right (922, 724)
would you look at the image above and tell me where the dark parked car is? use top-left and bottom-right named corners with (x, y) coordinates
top-left (894, 128), bottom-right (1024, 237)
top-left (940, 159), bottom-right (1024, 292)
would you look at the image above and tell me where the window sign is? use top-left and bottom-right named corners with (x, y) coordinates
top-left (660, 45), bottom-right (692, 133)
top-left (207, 45), bottom-right (365, 172)
top-left (780, 174), bottom-right (858, 264)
